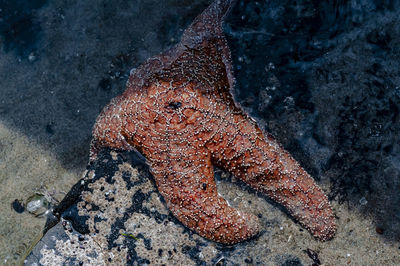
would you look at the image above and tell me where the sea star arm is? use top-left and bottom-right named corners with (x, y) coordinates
top-left (207, 112), bottom-right (337, 241)
top-left (150, 146), bottom-right (260, 244)
top-left (89, 96), bottom-right (136, 162)
top-left (185, 0), bottom-right (337, 241)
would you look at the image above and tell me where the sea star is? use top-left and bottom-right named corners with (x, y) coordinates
top-left (90, 0), bottom-right (336, 244)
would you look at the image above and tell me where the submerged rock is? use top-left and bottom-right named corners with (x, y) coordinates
top-left (25, 149), bottom-right (294, 265)
top-left (26, 194), bottom-right (49, 216)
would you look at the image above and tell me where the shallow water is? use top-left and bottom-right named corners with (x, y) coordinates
top-left (0, 0), bottom-right (399, 264)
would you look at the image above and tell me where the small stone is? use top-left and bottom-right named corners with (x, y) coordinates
top-left (359, 197), bottom-right (368, 205)
top-left (244, 257), bottom-right (253, 263)
top-left (28, 52), bottom-right (37, 62)
top-left (376, 227), bottom-right (384, 234)
top-left (26, 194), bottom-right (49, 216)
top-left (11, 199), bottom-right (25, 213)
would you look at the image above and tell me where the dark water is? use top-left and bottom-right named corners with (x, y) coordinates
top-left (228, 0), bottom-right (400, 240)
top-left (0, 0), bottom-right (47, 56)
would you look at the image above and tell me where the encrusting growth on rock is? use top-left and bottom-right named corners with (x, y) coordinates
top-left (90, 0), bottom-right (336, 244)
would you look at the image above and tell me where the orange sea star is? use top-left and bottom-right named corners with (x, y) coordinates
top-left (90, 0), bottom-right (336, 244)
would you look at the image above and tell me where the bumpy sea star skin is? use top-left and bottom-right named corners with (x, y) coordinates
top-left (90, 0), bottom-right (336, 244)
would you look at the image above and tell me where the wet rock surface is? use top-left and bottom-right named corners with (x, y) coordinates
top-left (25, 149), bottom-right (304, 265)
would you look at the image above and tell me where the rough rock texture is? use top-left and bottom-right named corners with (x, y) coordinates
top-left (24, 149), bottom-right (400, 265)
top-left (25, 149), bottom-right (304, 265)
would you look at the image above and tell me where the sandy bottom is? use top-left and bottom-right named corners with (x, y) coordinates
top-left (0, 122), bottom-right (81, 265)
